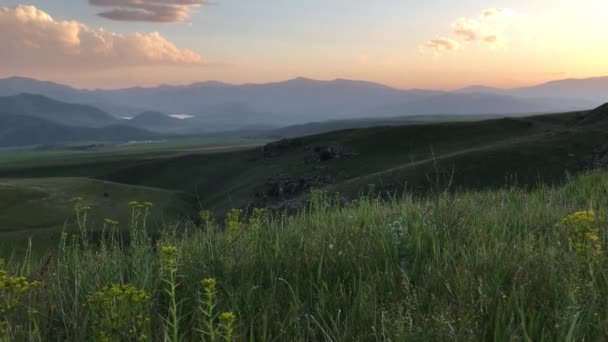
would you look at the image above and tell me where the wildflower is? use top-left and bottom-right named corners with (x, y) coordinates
top-left (201, 278), bottom-right (217, 291)
top-left (199, 210), bottom-right (215, 229)
top-left (142, 202), bottom-right (153, 208)
top-left (562, 210), bottom-right (603, 258)
top-left (161, 245), bottom-right (178, 257)
top-left (219, 311), bottom-right (237, 341)
top-left (128, 201), bottom-right (140, 207)
top-left (87, 284), bottom-right (150, 341)
top-left (70, 196), bottom-right (84, 203)
top-left (219, 311), bottom-right (236, 325)
top-left (103, 218), bottom-right (119, 226)
top-left (225, 209), bottom-right (244, 240)
top-left (248, 208), bottom-right (266, 234)
top-left (0, 258), bottom-right (41, 317)
top-left (199, 277), bottom-right (218, 340)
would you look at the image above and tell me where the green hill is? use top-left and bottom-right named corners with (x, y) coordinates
top-left (2, 104), bottom-right (606, 216)
top-left (0, 115), bottom-right (158, 147)
top-left (0, 177), bottom-right (192, 255)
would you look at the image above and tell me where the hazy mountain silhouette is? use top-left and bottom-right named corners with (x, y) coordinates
top-left (0, 77), bottom-right (143, 115)
top-left (1, 76), bottom-right (605, 126)
top-left (371, 93), bottom-right (550, 116)
top-left (0, 115), bottom-right (155, 148)
top-left (0, 94), bottom-right (118, 128)
top-left (510, 76), bottom-right (608, 103)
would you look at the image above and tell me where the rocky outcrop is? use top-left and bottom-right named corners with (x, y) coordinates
top-left (266, 174), bottom-right (333, 197)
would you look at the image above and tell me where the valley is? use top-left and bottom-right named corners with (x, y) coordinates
top-left (1, 102), bottom-right (606, 258)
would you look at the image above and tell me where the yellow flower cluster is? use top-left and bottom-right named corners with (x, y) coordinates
top-left (87, 284), bottom-right (150, 341)
top-left (129, 201), bottom-right (153, 209)
top-left (225, 209), bottom-right (244, 240)
top-left (199, 210), bottom-right (215, 228)
top-left (0, 259), bottom-right (41, 316)
top-left (88, 284), bottom-right (149, 305)
top-left (562, 210), bottom-right (603, 258)
top-left (248, 208), bottom-right (266, 234)
top-left (201, 278), bottom-right (217, 291)
top-left (160, 245), bottom-right (178, 257)
top-left (159, 244), bottom-right (179, 271)
top-left (219, 311), bottom-right (236, 325)
top-left (103, 218), bottom-right (119, 226)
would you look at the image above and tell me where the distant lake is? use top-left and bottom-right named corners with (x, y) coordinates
top-left (170, 114), bottom-right (195, 119)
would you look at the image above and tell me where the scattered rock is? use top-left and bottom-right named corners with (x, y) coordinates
top-left (266, 174), bottom-right (333, 197)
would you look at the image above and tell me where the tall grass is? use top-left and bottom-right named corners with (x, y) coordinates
top-left (2, 171), bottom-right (608, 340)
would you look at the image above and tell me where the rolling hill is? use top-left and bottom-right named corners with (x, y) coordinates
top-left (0, 115), bottom-right (157, 148)
top-left (0, 93), bottom-right (119, 128)
top-left (0, 177), bottom-right (192, 255)
top-left (2, 103), bottom-right (606, 216)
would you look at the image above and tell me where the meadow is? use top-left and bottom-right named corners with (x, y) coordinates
top-left (2, 171), bottom-right (608, 340)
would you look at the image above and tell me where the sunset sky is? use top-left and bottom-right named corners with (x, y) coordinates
top-left (1, 0), bottom-right (607, 89)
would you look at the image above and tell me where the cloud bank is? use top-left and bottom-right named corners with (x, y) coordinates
top-left (89, 0), bottom-right (208, 23)
top-left (0, 5), bottom-right (204, 71)
top-left (423, 7), bottom-right (516, 55)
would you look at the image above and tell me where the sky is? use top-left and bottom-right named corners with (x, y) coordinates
top-left (0, 0), bottom-right (607, 90)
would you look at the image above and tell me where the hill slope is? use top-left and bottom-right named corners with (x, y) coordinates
top-left (0, 93), bottom-right (118, 128)
top-left (3, 104), bottom-right (606, 215)
top-left (0, 115), bottom-right (157, 147)
top-left (0, 177), bottom-right (192, 254)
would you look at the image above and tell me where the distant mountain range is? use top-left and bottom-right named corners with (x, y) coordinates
top-left (1, 76), bottom-right (606, 119)
top-left (0, 94), bottom-right (157, 147)
top-left (0, 75), bottom-right (606, 146)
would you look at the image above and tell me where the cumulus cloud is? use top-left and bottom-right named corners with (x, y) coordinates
top-left (0, 5), bottom-right (204, 71)
top-left (453, 8), bottom-right (515, 45)
top-left (422, 7), bottom-right (516, 55)
top-left (89, 0), bottom-right (208, 23)
top-left (482, 8), bottom-right (514, 20)
top-left (424, 38), bottom-right (460, 56)
top-left (452, 18), bottom-right (479, 42)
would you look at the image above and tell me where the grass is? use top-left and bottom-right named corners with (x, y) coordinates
top-left (0, 177), bottom-right (192, 258)
top-left (2, 171), bottom-right (608, 340)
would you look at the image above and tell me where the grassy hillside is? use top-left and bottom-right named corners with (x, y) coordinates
top-left (2, 171), bottom-right (608, 340)
top-left (0, 138), bottom-right (265, 245)
top-left (0, 177), bottom-right (192, 257)
top-left (1, 107), bottom-right (606, 216)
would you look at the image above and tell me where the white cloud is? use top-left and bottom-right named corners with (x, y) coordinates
top-left (453, 8), bottom-right (516, 46)
top-left (453, 18), bottom-right (480, 42)
top-left (423, 7), bottom-right (516, 55)
top-left (89, 0), bottom-right (209, 23)
top-left (424, 38), bottom-right (460, 56)
top-left (0, 5), bottom-right (204, 72)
